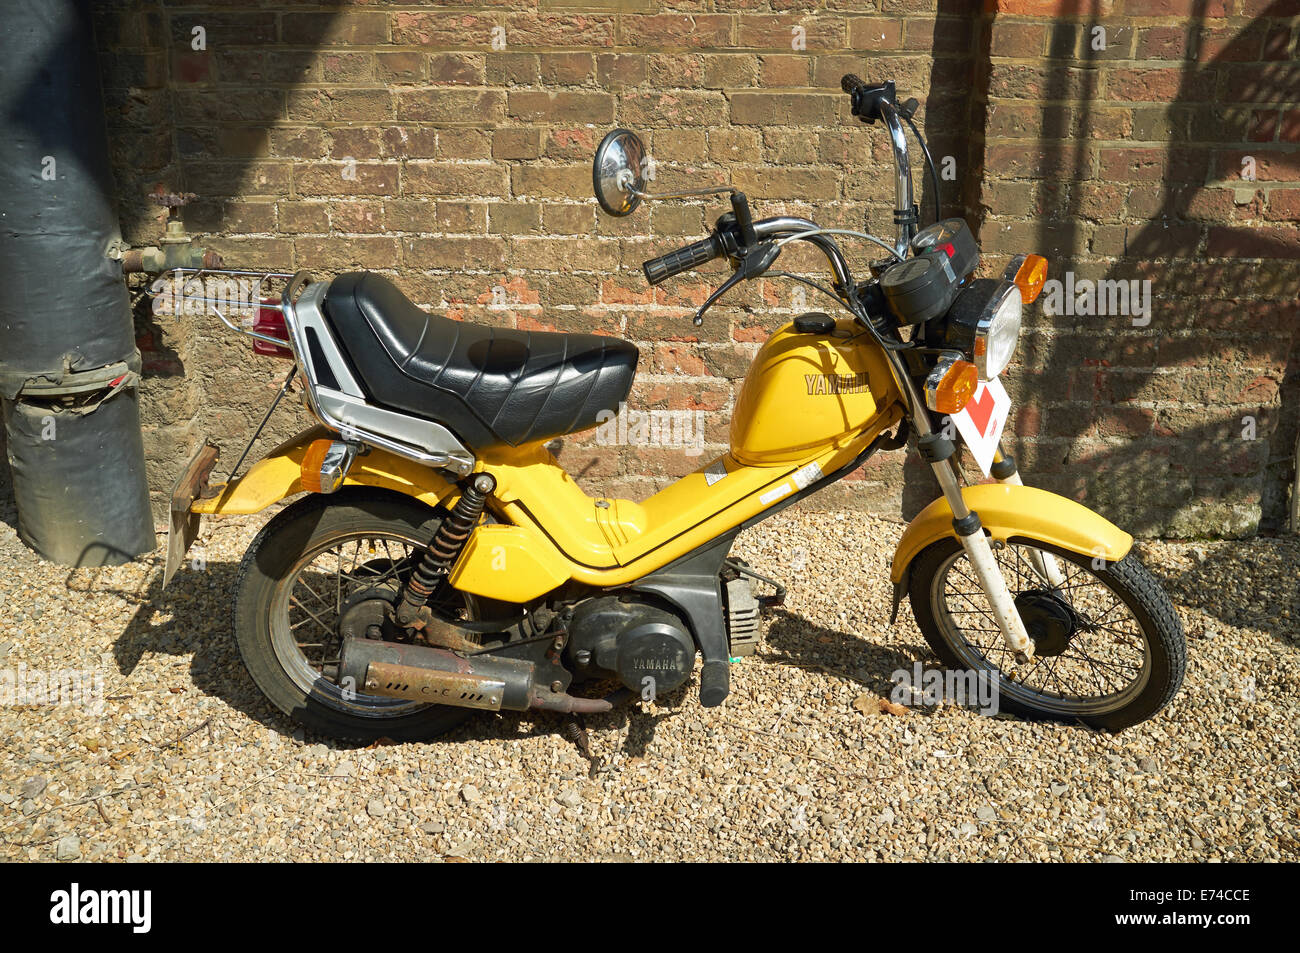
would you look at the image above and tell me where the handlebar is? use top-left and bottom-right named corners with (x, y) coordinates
top-left (642, 190), bottom-right (755, 285)
top-left (639, 73), bottom-right (919, 287)
top-left (841, 74), bottom-right (916, 257)
top-left (643, 234), bottom-right (723, 286)
top-left (643, 216), bottom-right (854, 296)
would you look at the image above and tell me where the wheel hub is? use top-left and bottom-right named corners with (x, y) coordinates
top-left (1014, 589), bottom-right (1077, 657)
top-left (339, 590), bottom-right (400, 642)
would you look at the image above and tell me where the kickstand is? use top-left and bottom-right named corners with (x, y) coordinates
top-left (562, 714), bottom-right (601, 776)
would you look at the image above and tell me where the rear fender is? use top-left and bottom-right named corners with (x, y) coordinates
top-left (191, 427), bottom-right (460, 516)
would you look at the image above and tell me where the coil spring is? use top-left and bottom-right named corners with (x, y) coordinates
top-left (395, 473), bottom-right (495, 625)
top-left (563, 715), bottom-right (592, 760)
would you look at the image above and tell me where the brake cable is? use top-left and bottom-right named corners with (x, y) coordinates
top-left (767, 229), bottom-right (913, 351)
top-left (901, 112), bottom-right (942, 225)
top-left (773, 227), bottom-right (899, 260)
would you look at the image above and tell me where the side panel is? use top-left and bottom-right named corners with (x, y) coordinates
top-left (448, 523), bottom-right (570, 603)
top-left (890, 484), bottom-right (1134, 583)
top-left (731, 318), bottom-right (901, 466)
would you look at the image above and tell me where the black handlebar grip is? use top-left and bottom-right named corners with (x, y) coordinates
top-left (642, 234), bottom-right (722, 286)
top-left (841, 73), bottom-right (866, 94)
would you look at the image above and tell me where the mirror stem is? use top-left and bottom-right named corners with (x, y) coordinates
top-left (620, 175), bottom-right (739, 203)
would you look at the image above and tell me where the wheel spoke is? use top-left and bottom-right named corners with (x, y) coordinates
top-left (266, 525), bottom-right (487, 720)
top-left (931, 543), bottom-right (1149, 715)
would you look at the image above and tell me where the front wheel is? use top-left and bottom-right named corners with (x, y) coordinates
top-left (907, 537), bottom-right (1185, 730)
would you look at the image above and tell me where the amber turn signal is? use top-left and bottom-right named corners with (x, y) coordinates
top-left (1012, 254), bottom-right (1048, 304)
top-left (925, 356), bottom-right (979, 415)
top-left (300, 440), bottom-right (332, 493)
top-left (300, 439), bottom-right (356, 494)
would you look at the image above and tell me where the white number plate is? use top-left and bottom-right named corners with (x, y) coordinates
top-left (949, 378), bottom-right (1011, 477)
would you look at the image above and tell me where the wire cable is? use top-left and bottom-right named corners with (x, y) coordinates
top-left (902, 113), bottom-right (942, 225)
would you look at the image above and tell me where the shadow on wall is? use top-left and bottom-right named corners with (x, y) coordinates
top-left (902, 0), bottom-right (995, 521)
top-left (95, 0), bottom-right (356, 512)
top-left (1014, 0), bottom-right (1299, 538)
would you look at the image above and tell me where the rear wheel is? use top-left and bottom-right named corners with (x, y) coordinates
top-left (907, 537), bottom-right (1185, 730)
top-left (234, 489), bottom-right (517, 741)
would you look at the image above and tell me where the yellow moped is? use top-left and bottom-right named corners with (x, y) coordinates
top-left (164, 74), bottom-right (1184, 740)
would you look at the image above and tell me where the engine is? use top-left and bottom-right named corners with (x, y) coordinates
top-left (565, 596), bottom-right (696, 695)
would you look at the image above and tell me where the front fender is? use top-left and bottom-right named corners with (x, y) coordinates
top-left (191, 427), bottom-right (460, 516)
top-left (890, 483), bottom-right (1133, 583)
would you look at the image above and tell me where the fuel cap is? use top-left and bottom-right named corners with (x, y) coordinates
top-left (792, 312), bottom-right (835, 334)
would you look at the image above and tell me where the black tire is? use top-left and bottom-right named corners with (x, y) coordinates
top-left (234, 488), bottom-right (516, 742)
top-left (907, 537), bottom-right (1185, 731)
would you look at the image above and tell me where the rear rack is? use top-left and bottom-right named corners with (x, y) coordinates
top-left (144, 266), bottom-right (301, 351)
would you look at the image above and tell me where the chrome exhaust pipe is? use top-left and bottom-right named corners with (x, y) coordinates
top-left (339, 636), bottom-right (623, 714)
top-left (339, 635), bottom-right (534, 711)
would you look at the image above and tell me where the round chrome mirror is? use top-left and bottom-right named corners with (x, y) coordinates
top-left (593, 128), bottom-right (645, 217)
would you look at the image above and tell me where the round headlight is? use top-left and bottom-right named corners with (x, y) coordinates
top-left (976, 284), bottom-right (1022, 379)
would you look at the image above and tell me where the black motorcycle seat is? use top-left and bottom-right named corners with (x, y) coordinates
top-left (321, 272), bottom-right (638, 450)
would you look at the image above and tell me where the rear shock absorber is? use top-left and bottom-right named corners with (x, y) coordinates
top-left (394, 472), bottom-right (495, 627)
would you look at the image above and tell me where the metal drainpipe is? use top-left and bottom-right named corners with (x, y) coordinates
top-left (0, 0), bottom-right (156, 566)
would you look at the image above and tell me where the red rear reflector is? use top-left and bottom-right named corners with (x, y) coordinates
top-left (254, 298), bottom-right (294, 359)
top-left (941, 242), bottom-right (955, 258)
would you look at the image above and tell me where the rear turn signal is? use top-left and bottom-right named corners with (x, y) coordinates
top-left (300, 439), bottom-right (356, 494)
top-left (1006, 254), bottom-right (1048, 304)
top-left (925, 356), bottom-right (978, 414)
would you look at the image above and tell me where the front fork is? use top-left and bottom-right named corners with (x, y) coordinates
top-left (922, 436), bottom-right (1036, 663)
top-left (882, 343), bottom-right (1064, 662)
top-left (991, 447), bottom-right (1068, 590)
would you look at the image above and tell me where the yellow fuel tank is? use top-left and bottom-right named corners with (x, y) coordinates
top-left (730, 317), bottom-right (902, 466)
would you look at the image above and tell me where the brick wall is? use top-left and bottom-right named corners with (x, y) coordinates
top-left (979, 0), bottom-right (1300, 536)
top-left (93, 0), bottom-right (1299, 537)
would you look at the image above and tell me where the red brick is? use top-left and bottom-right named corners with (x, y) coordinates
top-left (990, 21), bottom-right (1047, 58)
top-left (621, 15), bottom-right (733, 48)
top-left (1265, 188), bottom-right (1300, 221)
top-left (848, 18), bottom-right (905, 52)
top-left (1206, 226), bottom-right (1300, 259)
top-left (1124, 0), bottom-right (1230, 14)
top-left (1280, 110), bottom-right (1300, 143)
top-left (987, 0), bottom-right (1116, 12)
top-left (507, 91), bottom-right (614, 124)
top-left (737, 15), bottom-right (846, 50)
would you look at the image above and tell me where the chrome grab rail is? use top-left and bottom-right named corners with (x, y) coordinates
top-left (146, 266), bottom-right (296, 350)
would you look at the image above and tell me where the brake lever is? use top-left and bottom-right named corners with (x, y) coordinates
top-left (692, 241), bottom-right (781, 326)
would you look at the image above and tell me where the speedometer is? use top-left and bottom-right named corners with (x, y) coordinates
top-left (910, 218), bottom-right (978, 279)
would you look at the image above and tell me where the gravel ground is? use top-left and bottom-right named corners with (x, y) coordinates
top-left (1, 500), bottom-right (1297, 863)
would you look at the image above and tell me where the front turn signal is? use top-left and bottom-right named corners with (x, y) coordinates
top-left (925, 356), bottom-right (978, 414)
top-left (1009, 254), bottom-right (1048, 304)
